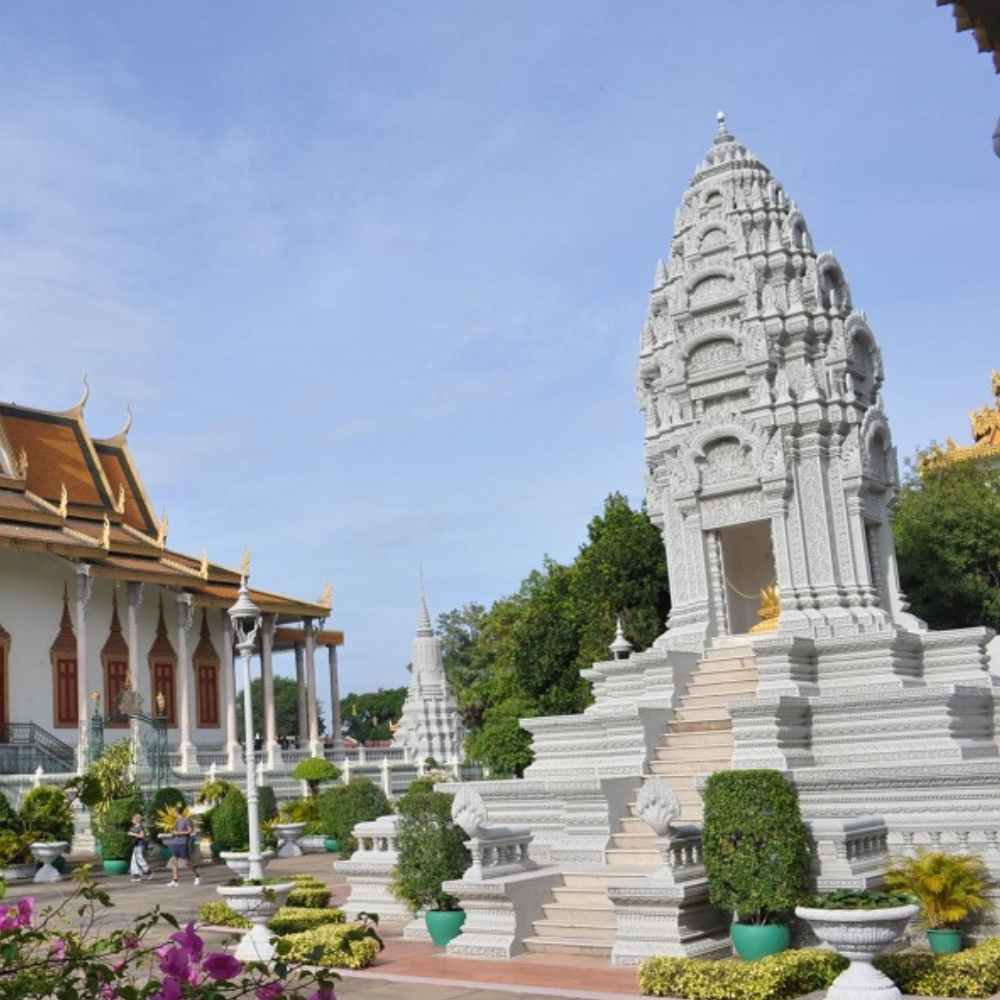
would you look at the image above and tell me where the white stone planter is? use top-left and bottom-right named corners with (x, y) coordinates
top-left (219, 850), bottom-right (274, 878)
top-left (795, 903), bottom-right (919, 1000)
top-left (1, 862), bottom-right (37, 883)
top-left (217, 882), bottom-right (294, 962)
top-left (299, 834), bottom-right (326, 853)
top-left (30, 841), bottom-right (69, 883)
top-left (273, 822), bottom-right (307, 858)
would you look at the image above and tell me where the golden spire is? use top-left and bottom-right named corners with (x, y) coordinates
top-left (239, 548), bottom-right (252, 578)
top-left (199, 549), bottom-right (209, 580)
top-left (114, 483), bottom-right (126, 515)
top-left (100, 514), bottom-right (111, 549)
top-left (319, 583), bottom-right (333, 609)
top-left (16, 447), bottom-right (28, 480)
top-left (58, 482), bottom-right (68, 519)
top-left (156, 511), bottom-right (168, 549)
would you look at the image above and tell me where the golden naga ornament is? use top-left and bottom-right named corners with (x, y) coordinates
top-left (100, 514), bottom-right (111, 549)
top-left (920, 369), bottom-right (1000, 472)
top-left (16, 447), bottom-right (28, 479)
top-left (58, 482), bottom-right (68, 518)
top-left (319, 583), bottom-right (333, 609)
top-left (114, 483), bottom-right (126, 515)
top-left (749, 583), bottom-right (780, 634)
top-left (156, 511), bottom-right (169, 549)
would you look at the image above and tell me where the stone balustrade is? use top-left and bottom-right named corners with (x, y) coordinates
top-left (806, 815), bottom-right (889, 891)
top-left (333, 815), bottom-right (409, 921)
top-left (463, 825), bottom-right (534, 881)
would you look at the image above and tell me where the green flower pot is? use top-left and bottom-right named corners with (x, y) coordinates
top-left (159, 846), bottom-right (172, 861)
top-left (927, 928), bottom-right (962, 954)
top-left (323, 837), bottom-right (340, 854)
top-left (731, 921), bottom-right (790, 960)
top-left (425, 909), bottom-right (466, 947)
top-left (102, 859), bottom-right (129, 877)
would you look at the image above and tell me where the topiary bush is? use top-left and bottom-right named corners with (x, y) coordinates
top-left (291, 757), bottom-right (341, 797)
top-left (316, 778), bottom-right (391, 855)
top-left (281, 922), bottom-right (382, 969)
top-left (18, 785), bottom-right (74, 844)
top-left (393, 789), bottom-right (469, 913)
top-left (197, 900), bottom-right (251, 929)
top-left (875, 937), bottom-right (1000, 997)
top-left (640, 948), bottom-right (847, 999)
top-left (702, 769), bottom-right (810, 925)
top-left (287, 883), bottom-right (331, 909)
top-left (210, 787), bottom-right (249, 853)
top-left (97, 795), bottom-right (144, 861)
top-left (268, 907), bottom-right (345, 935)
top-left (258, 785), bottom-right (278, 823)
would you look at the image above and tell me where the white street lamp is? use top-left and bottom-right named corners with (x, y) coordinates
top-left (228, 576), bottom-right (264, 881)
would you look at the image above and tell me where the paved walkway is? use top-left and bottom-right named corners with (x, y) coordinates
top-left (2, 853), bottom-right (641, 999)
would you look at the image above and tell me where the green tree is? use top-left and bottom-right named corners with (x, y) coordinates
top-left (339, 687), bottom-right (407, 743)
top-left (894, 456), bottom-right (1000, 632)
top-left (245, 676), bottom-right (325, 740)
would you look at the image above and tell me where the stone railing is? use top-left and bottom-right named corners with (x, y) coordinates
top-left (807, 815), bottom-right (889, 891)
top-left (333, 815), bottom-right (409, 921)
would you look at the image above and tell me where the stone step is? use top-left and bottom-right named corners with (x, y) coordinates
top-left (682, 677), bottom-right (759, 697)
top-left (654, 740), bottom-right (733, 759)
top-left (540, 903), bottom-right (617, 928)
top-left (522, 936), bottom-right (613, 957)
top-left (677, 690), bottom-right (756, 709)
top-left (649, 763), bottom-right (725, 782)
top-left (561, 872), bottom-right (614, 891)
top-left (674, 707), bottom-right (733, 723)
top-left (610, 831), bottom-right (658, 849)
top-left (605, 847), bottom-right (663, 867)
top-left (699, 649), bottom-right (756, 665)
top-left (551, 886), bottom-right (613, 908)
top-left (669, 719), bottom-right (732, 733)
top-left (530, 920), bottom-right (616, 944)
top-left (657, 730), bottom-right (733, 748)
top-left (618, 815), bottom-right (654, 834)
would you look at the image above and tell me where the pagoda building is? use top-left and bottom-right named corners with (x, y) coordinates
top-left (391, 588), bottom-right (464, 765)
top-left (0, 384), bottom-right (342, 773)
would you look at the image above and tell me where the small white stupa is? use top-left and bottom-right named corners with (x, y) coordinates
top-left (392, 585), bottom-right (464, 765)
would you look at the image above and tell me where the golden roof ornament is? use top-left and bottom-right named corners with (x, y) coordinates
top-left (749, 583), bottom-right (781, 634)
top-left (156, 511), bottom-right (168, 549)
top-left (58, 482), bottom-right (68, 519)
top-left (319, 583), bottom-right (333, 609)
top-left (89, 690), bottom-right (100, 704)
top-left (100, 514), bottom-right (111, 549)
top-left (155, 690), bottom-right (166, 715)
top-left (920, 369), bottom-right (1000, 473)
top-left (239, 548), bottom-right (252, 579)
top-left (16, 447), bottom-right (28, 480)
top-left (114, 483), bottom-right (126, 515)
top-left (199, 550), bottom-right (209, 580)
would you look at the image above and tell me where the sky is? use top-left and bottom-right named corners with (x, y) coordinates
top-left (1, 2), bottom-right (997, 716)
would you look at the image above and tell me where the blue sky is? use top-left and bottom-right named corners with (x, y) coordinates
top-left (1, 2), bottom-right (997, 714)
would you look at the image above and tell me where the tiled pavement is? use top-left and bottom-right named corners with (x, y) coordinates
top-left (3, 852), bottom-right (641, 999)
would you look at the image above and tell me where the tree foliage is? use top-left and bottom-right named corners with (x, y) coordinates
top-left (894, 456), bottom-right (1000, 633)
top-left (245, 676), bottom-right (325, 740)
top-left (339, 687), bottom-right (407, 743)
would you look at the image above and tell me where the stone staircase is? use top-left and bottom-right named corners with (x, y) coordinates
top-left (522, 639), bottom-right (759, 958)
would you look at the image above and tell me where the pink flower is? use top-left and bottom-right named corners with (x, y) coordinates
top-left (49, 938), bottom-right (67, 961)
top-left (169, 922), bottom-right (204, 962)
top-left (203, 952), bottom-right (243, 981)
top-left (17, 897), bottom-right (35, 926)
top-left (307, 989), bottom-right (337, 1000)
top-left (122, 932), bottom-right (139, 950)
top-left (256, 983), bottom-right (284, 1000)
top-left (157, 945), bottom-right (191, 979)
top-left (153, 978), bottom-right (182, 1000)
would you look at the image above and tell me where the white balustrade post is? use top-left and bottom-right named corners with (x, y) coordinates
top-left (73, 565), bottom-right (93, 773)
top-left (175, 594), bottom-right (197, 773)
top-left (381, 756), bottom-right (392, 798)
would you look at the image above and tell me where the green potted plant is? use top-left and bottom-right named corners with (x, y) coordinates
top-left (883, 850), bottom-right (991, 953)
top-left (317, 777), bottom-right (390, 857)
top-left (291, 757), bottom-right (341, 797)
top-left (392, 787), bottom-right (470, 947)
top-left (0, 829), bottom-right (38, 882)
top-left (19, 785), bottom-right (75, 881)
top-left (96, 795), bottom-right (143, 876)
top-left (702, 769), bottom-right (810, 960)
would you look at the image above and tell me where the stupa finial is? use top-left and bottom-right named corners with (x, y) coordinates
top-left (417, 575), bottom-right (433, 637)
top-left (609, 615), bottom-right (633, 659)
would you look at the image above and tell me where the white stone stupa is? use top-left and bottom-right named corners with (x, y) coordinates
top-left (392, 587), bottom-right (464, 765)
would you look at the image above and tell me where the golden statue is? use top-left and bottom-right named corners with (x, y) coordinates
top-left (156, 511), bottom-right (169, 549)
top-left (155, 691), bottom-right (167, 715)
top-left (114, 483), bottom-right (126, 515)
top-left (749, 583), bottom-right (780, 634)
top-left (100, 514), bottom-right (111, 549)
top-left (240, 548), bottom-right (252, 578)
top-left (16, 447), bottom-right (28, 479)
top-left (199, 549), bottom-right (209, 580)
top-left (920, 369), bottom-right (1000, 473)
top-left (58, 482), bottom-right (68, 518)
top-left (389, 719), bottom-right (400, 735)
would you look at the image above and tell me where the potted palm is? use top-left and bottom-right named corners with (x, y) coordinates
top-left (392, 787), bottom-right (470, 947)
top-left (147, 787), bottom-right (187, 861)
top-left (0, 829), bottom-right (38, 882)
top-left (883, 850), bottom-right (991, 954)
top-left (702, 770), bottom-right (811, 960)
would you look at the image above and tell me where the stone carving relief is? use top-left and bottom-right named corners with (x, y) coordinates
top-left (698, 226), bottom-right (727, 252)
top-left (687, 338), bottom-right (742, 376)
top-left (700, 437), bottom-right (753, 487)
top-left (700, 489), bottom-right (765, 529)
top-left (688, 274), bottom-right (735, 308)
top-left (635, 779), bottom-right (681, 837)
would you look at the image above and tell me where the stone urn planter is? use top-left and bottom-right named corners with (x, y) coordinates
top-left (795, 902), bottom-right (919, 1000)
top-left (273, 822), bottom-right (307, 858)
top-left (1, 862), bottom-right (37, 883)
top-left (219, 850), bottom-right (274, 878)
top-left (217, 882), bottom-right (294, 962)
top-left (300, 834), bottom-right (327, 853)
top-left (30, 841), bottom-right (69, 883)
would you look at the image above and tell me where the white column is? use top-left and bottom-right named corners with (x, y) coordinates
top-left (304, 619), bottom-right (321, 756)
top-left (126, 582), bottom-right (145, 749)
top-left (327, 644), bottom-right (341, 748)
top-left (294, 642), bottom-right (307, 748)
top-left (222, 611), bottom-right (240, 770)
top-left (175, 593), bottom-right (197, 773)
top-left (74, 565), bottom-right (93, 773)
top-left (260, 614), bottom-right (281, 769)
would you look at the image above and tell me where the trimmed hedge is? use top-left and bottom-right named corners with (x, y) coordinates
top-left (197, 901), bottom-right (250, 929)
top-left (702, 770), bottom-right (810, 923)
top-left (640, 949), bottom-right (847, 1000)
top-left (292, 757), bottom-right (341, 796)
top-left (316, 778), bottom-right (390, 854)
top-left (268, 907), bottom-right (345, 935)
top-left (97, 795), bottom-right (144, 861)
top-left (875, 938), bottom-right (1000, 998)
top-left (281, 923), bottom-right (380, 969)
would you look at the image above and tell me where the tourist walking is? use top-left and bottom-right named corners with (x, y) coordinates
top-left (166, 811), bottom-right (200, 887)
top-left (128, 813), bottom-right (152, 882)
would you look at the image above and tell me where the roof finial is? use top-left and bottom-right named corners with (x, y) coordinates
top-left (609, 614), bottom-right (633, 659)
top-left (239, 547), bottom-right (252, 579)
top-left (417, 573), bottom-right (433, 637)
top-left (716, 109), bottom-right (726, 135)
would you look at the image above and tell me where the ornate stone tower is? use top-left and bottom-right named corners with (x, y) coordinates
top-left (639, 112), bottom-right (918, 651)
top-left (392, 588), bottom-right (464, 764)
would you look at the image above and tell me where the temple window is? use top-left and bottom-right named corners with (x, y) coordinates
top-left (50, 584), bottom-right (77, 727)
top-left (147, 595), bottom-right (177, 727)
top-left (100, 589), bottom-right (129, 728)
top-left (193, 608), bottom-right (220, 728)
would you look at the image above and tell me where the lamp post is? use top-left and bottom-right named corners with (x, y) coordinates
top-left (228, 576), bottom-right (264, 881)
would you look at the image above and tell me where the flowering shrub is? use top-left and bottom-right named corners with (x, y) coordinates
top-left (875, 938), bottom-right (1000, 998)
top-left (268, 908), bottom-right (345, 936)
top-left (286, 875), bottom-right (330, 909)
top-left (0, 869), bottom-right (340, 999)
top-left (281, 921), bottom-right (382, 970)
top-left (196, 901), bottom-right (251, 929)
